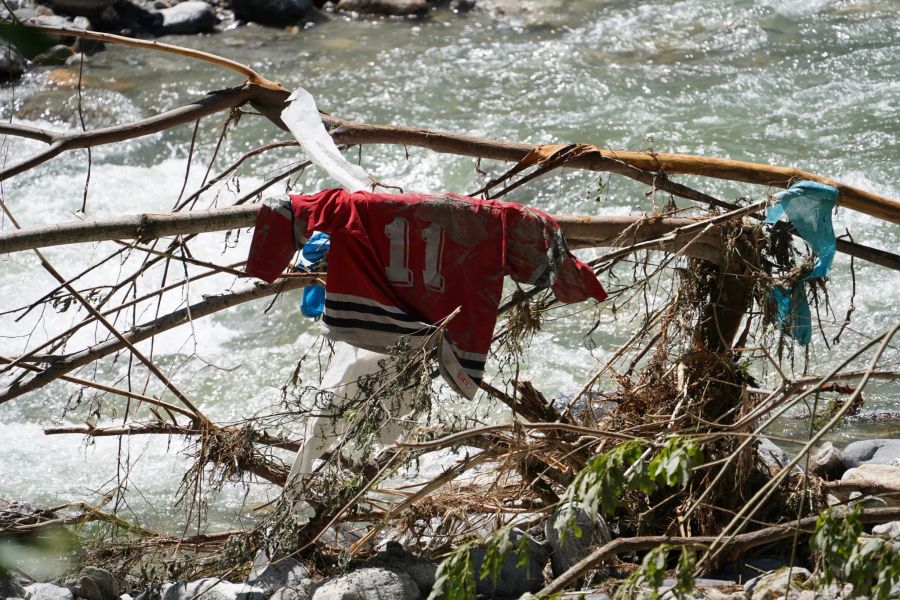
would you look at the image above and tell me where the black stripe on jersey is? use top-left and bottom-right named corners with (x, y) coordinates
top-left (456, 356), bottom-right (487, 371)
top-left (325, 299), bottom-right (423, 323)
top-left (323, 315), bottom-right (431, 336)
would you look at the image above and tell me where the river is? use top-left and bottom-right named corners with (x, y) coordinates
top-left (1, 0), bottom-right (898, 534)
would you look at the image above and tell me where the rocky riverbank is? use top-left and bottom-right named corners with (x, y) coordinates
top-left (0, 0), bottom-right (479, 82)
top-left (3, 438), bottom-right (900, 600)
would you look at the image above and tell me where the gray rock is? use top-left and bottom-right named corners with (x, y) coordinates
top-left (157, 1), bottom-right (218, 34)
top-left (809, 442), bottom-right (844, 480)
top-left (309, 568), bottom-right (418, 600)
top-left (843, 439), bottom-right (900, 470)
top-left (269, 588), bottom-right (307, 600)
top-left (231, 0), bottom-right (312, 25)
top-left (32, 44), bottom-right (74, 65)
top-left (362, 541), bottom-right (436, 594)
top-left (46, 0), bottom-right (116, 15)
top-left (841, 464), bottom-right (900, 507)
top-left (245, 551), bottom-right (309, 596)
top-left (80, 567), bottom-right (121, 600)
top-left (24, 583), bottom-right (75, 600)
top-left (75, 576), bottom-right (103, 600)
top-left (873, 520), bottom-right (900, 540)
top-left (161, 579), bottom-right (266, 600)
top-left (0, 44), bottom-right (26, 81)
top-left (334, 0), bottom-right (428, 16)
top-left (743, 567), bottom-right (812, 600)
top-left (756, 437), bottom-right (792, 473)
top-left (2, 569), bottom-right (28, 600)
top-left (545, 502), bottom-right (611, 578)
top-left (470, 529), bottom-right (550, 599)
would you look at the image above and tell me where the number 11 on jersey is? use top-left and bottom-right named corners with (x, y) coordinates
top-left (384, 217), bottom-right (446, 293)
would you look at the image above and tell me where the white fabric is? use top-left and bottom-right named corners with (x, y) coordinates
top-left (284, 342), bottom-right (417, 508)
top-left (281, 87), bottom-right (372, 192)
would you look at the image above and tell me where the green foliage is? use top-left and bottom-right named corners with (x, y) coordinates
top-left (612, 545), bottom-right (696, 600)
top-left (427, 542), bottom-right (476, 600)
top-left (811, 506), bottom-right (900, 600)
top-left (0, 20), bottom-right (57, 59)
top-left (556, 436), bottom-right (704, 537)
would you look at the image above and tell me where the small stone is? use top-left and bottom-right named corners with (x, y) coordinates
top-left (873, 520), bottom-right (900, 540)
top-left (809, 442), bottom-right (844, 480)
top-left (309, 568), bottom-right (418, 600)
top-left (545, 502), bottom-right (612, 578)
top-left (24, 583), bottom-right (75, 600)
top-left (842, 439), bottom-right (900, 470)
top-left (469, 529), bottom-right (550, 599)
top-left (157, 1), bottom-right (218, 35)
top-left (245, 551), bottom-right (309, 596)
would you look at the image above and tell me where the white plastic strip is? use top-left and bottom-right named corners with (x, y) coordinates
top-left (281, 87), bottom-right (372, 192)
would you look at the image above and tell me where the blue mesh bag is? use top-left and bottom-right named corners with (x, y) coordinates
top-left (765, 180), bottom-right (839, 345)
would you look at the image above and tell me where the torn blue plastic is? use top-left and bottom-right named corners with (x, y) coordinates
top-left (298, 232), bottom-right (331, 319)
top-left (765, 180), bottom-right (839, 345)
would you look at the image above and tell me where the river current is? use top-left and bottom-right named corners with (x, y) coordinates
top-left (0, 0), bottom-right (898, 534)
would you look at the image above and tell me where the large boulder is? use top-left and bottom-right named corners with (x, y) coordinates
top-left (334, 0), bottom-right (428, 17)
top-left (157, 1), bottom-right (218, 34)
top-left (78, 567), bottom-right (122, 600)
top-left (469, 529), bottom-right (550, 599)
top-left (161, 579), bottom-right (266, 600)
top-left (841, 464), bottom-right (900, 507)
top-left (545, 502), bottom-right (611, 578)
top-left (1, 569), bottom-right (28, 600)
top-left (843, 439), bottom-right (900, 470)
top-left (231, 0), bottom-right (313, 26)
top-left (309, 568), bottom-right (419, 600)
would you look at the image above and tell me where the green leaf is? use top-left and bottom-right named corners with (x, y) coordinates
top-left (0, 20), bottom-right (60, 59)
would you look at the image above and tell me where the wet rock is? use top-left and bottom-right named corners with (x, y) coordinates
top-left (161, 579), bottom-right (266, 600)
top-left (245, 551), bottom-right (309, 596)
top-left (74, 576), bottom-right (103, 600)
top-left (24, 583), bottom-right (76, 600)
top-left (545, 502), bottom-right (611, 578)
top-left (469, 528), bottom-right (550, 599)
top-left (843, 439), bottom-right (900, 470)
top-left (46, 0), bottom-right (116, 15)
top-left (743, 567), bottom-right (812, 600)
top-left (0, 44), bottom-right (27, 81)
top-left (32, 44), bottom-right (74, 66)
top-left (157, 1), bottom-right (218, 34)
top-left (79, 567), bottom-right (122, 600)
top-left (114, 1), bottom-right (163, 33)
top-left (334, 0), bottom-right (428, 17)
top-left (362, 541), bottom-right (436, 594)
top-left (809, 442), bottom-right (844, 480)
top-left (841, 464), bottom-right (900, 506)
top-left (309, 568), bottom-right (418, 600)
top-left (231, 0), bottom-right (312, 26)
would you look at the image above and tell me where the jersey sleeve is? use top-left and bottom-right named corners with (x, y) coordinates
top-left (503, 204), bottom-right (608, 304)
top-left (245, 189), bottom-right (352, 283)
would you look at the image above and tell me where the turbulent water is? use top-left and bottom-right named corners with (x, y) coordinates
top-left (1, 0), bottom-right (899, 534)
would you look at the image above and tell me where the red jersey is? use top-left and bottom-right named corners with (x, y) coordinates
top-left (246, 189), bottom-right (607, 398)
